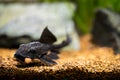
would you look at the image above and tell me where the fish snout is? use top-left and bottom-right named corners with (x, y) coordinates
top-left (14, 53), bottom-right (25, 62)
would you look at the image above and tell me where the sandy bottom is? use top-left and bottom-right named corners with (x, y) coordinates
top-left (0, 35), bottom-right (120, 80)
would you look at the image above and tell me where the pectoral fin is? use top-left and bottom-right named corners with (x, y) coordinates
top-left (39, 27), bottom-right (57, 44)
top-left (47, 52), bottom-right (59, 59)
top-left (39, 55), bottom-right (57, 65)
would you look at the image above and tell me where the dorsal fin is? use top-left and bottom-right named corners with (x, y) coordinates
top-left (39, 27), bottom-right (57, 44)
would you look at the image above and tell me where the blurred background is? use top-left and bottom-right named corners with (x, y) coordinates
top-left (0, 0), bottom-right (120, 52)
top-left (0, 0), bottom-right (120, 34)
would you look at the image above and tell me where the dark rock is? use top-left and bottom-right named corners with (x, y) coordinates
top-left (0, 35), bottom-right (33, 48)
top-left (91, 8), bottom-right (120, 53)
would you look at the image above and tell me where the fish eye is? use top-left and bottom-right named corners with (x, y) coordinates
top-left (20, 44), bottom-right (25, 47)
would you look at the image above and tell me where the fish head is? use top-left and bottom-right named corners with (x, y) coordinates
top-left (14, 42), bottom-right (49, 62)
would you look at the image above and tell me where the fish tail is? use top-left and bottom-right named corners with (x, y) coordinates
top-left (52, 35), bottom-right (72, 49)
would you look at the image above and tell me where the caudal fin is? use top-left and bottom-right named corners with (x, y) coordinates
top-left (51, 35), bottom-right (72, 49)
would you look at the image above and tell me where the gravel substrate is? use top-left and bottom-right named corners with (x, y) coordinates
top-left (0, 35), bottom-right (120, 80)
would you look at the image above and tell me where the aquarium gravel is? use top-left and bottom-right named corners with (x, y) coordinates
top-left (0, 35), bottom-right (120, 80)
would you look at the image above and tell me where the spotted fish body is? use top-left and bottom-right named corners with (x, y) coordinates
top-left (14, 27), bottom-right (71, 65)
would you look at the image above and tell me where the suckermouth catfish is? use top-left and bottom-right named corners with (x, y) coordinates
top-left (14, 27), bottom-right (71, 65)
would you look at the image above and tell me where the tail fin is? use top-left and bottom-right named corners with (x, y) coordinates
top-left (51, 35), bottom-right (72, 49)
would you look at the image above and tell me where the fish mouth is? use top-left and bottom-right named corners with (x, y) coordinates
top-left (14, 53), bottom-right (26, 62)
